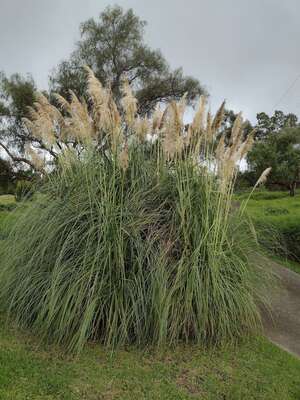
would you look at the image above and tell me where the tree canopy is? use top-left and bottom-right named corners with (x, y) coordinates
top-left (0, 73), bottom-right (40, 169)
top-left (50, 5), bottom-right (205, 114)
top-left (221, 109), bottom-right (253, 143)
top-left (247, 127), bottom-right (300, 195)
top-left (0, 5), bottom-right (206, 174)
top-left (255, 110), bottom-right (298, 140)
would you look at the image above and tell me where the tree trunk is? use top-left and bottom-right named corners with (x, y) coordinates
top-left (289, 181), bottom-right (296, 196)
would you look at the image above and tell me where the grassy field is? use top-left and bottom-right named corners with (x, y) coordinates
top-left (0, 193), bottom-right (300, 399)
top-left (236, 189), bottom-right (300, 231)
top-left (0, 195), bottom-right (15, 205)
top-left (0, 316), bottom-right (299, 400)
top-left (236, 189), bottom-right (300, 273)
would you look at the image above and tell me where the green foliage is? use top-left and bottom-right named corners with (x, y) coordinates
top-left (247, 127), bottom-right (300, 195)
top-left (50, 5), bottom-right (205, 114)
top-left (0, 147), bottom-right (272, 353)
top-left (0, 73), bottom-right (35, 121)
top-left (237, 189), bottom-right (300, 261)
top-left (0, 158), bottom-right (14, 194)
top-left (15, 180), bottom-right (34, 202)
top-left (263, 206), bottom-right (289, 216)
top-left (0, 72), bottom-right (41, 175)
top-left (0, 195), bottom-right (16, 205)
top-left (236, 190), bottom-right (289, 201)
top-left (0, 203), bottom-right (17, 212)
top-left (0, 195), bottom-right (17, 240)
top-left (0, 314), bottom-right (300, 400)
top-left (0, 72), bottom-right (36, 149)
top-left (221, 109), bottom-right (253, 143)
top-left (271, 254), bottom-right (300, 274)
top-left (234, 170), bottom-right (256, 191)
top-left (255, 110), bottom-right (298, 140)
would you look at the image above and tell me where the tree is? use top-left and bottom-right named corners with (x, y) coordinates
top-left (0, 72), bottom-right (68, 172)
top-left (0, 72), bottom-right (38, 170)
top-left (0, 157), bottom-right (33, 194)
top-left (220, 109), bottom-right (253, 143)
top-left (255, 110), bottom-right (298, 140)
top-left (0, 158), bottom-right (13, 193)
top-left (50, 5), bottom-right (205, 114)
top-left (247, 127), bottom-right (300, 196)
top-left (1, 6), bottom-right (206, 171)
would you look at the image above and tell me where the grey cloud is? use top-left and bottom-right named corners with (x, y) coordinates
top-left (1, 0), bottom-right (300, 122)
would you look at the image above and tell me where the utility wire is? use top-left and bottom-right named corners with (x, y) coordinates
top-left (273, 73), bottom-right (300, 109)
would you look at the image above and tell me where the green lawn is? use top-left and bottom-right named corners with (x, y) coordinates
top-left (236, 189), bottom-right (300, 231)
top-left (0, 316), bottom-right (299, 400)
top-left (236, 189), bottom-right (300, 273)
top-left (0, 195), bottom-right (15, 205)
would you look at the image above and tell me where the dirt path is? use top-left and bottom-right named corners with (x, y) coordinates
top-left (262, 263), bottom-right (300, 358)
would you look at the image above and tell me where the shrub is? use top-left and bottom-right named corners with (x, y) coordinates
top-left (0, 68), bottom-right (273, 353)
top-left (276, 225), bottom-right (300, 261)
top-left (0, 183), bottom-right (16, 196)
top-left (237, 190), bottom-right (289, 201)
top-left (264, 207), bottom-right (289, 216)
top-left (15, 180), bottom-right (34, 202)
top-left (0, 203), bottom-right (17, 212)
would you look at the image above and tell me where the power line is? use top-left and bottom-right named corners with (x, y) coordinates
top-left (273, 73), bottom-right (300, 109)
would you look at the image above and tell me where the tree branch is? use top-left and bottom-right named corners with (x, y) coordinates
top-left (0, 141), bottom-right (37, 171)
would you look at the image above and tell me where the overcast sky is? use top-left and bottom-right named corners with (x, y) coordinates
top-left (1, 0), bottom-right (300, 122)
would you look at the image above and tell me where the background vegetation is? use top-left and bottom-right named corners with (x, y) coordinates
top-left (236, 189), bottom-right (300, 264)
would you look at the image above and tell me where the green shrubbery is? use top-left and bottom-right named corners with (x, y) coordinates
top-left (0, 195), bottom-right (17, 213)
top-left (236, 190), bottom-right (289, 201)
top-left (15, 180), bottom-right (34, 202)
top-left (0, 184), bottom-right (15, 196)
top-left (0, 203), bottom-right (17, 212)
top-left (237, 190), bottom-right (300, 261)
top-left (0, 148), bottom-right (272, 352)
top-left (279, 226), bottom-right (300, 261)
top-left (264, 207), bottom-right (289, 216)
top-left (0, 68), bottom-right (273, 353)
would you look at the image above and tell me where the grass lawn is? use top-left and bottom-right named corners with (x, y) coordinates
top-left (236, 189), bottom-right (300, 273)
top-left (0, 316), bottom-right (299, 400)
top-left (0, 195), bottom-right (15, 205)
top-left (236, 189), bottom-right (300, 231)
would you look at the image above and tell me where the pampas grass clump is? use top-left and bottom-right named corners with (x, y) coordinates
top-left (0, 68), bottom-right (272, 353)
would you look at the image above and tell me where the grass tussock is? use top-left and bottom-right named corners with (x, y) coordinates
top-left (0, 68), bottom-right (273, 353)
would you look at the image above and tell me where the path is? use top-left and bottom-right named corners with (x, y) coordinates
top-left (262, 263), bottom-right (300, 358)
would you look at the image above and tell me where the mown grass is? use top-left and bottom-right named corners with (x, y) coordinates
top-left (0, 195), bottom-right (15, 205)
top-left (0, 315), bottom-right (299, 400)
top-left (235, 189), bottom-right (300, 271)
top-left (236, 189), bottom-right (300, 231)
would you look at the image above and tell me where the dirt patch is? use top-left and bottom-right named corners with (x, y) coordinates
top-left (176, 368), bottom-right (204, 396)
